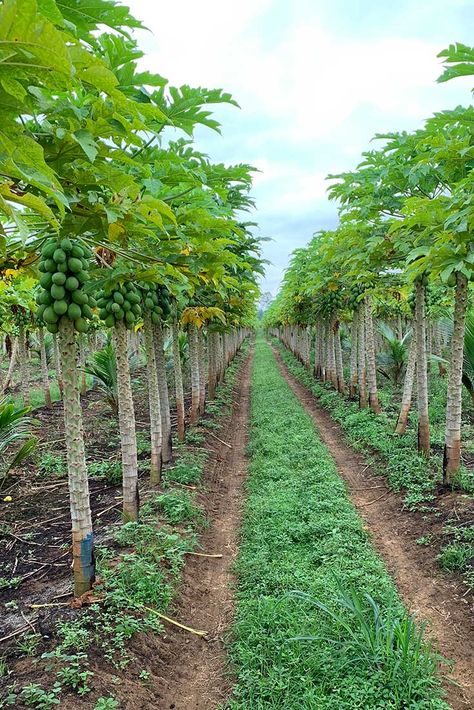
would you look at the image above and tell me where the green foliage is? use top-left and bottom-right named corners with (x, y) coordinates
top-left (377, 324), bottom-right (410, 387)
top-left (84, 342), bottom-right (138, 414)
top-left (438, 542), bottom-right (474, 572)
top-left (227, 338), bottom-right (447, 709)
top-left (291, 587), bottom-right (442, 699)
top-left (143, 490), bottom-right (204, 526)
top-left (94, 698), bottom-right (119, 710)
top-left (87, 459), bottom-right (121, 485)
top-left (38, 452), bottom-right (66, 478)
top-left (19, 683), bottom-right (62, 709)
top-left (0, 397), bottom-right (37, 479)
top-left (164, 459), bottom-right (202, 485)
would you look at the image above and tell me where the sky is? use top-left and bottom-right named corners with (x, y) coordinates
top-left (128, 0), bottom-right (474, 297)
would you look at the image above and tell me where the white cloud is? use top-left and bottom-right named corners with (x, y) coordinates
top-left (128, 0), bottom-right (474, 294)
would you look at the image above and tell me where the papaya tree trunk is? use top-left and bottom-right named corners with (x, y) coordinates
top-left (38, 328), bottom-right (52, 408)
top-left (334, 321), bottom-right (345, 394)
top-left (18, 325), bottom-right (30, 407)
top-left (58, 318), bottom-right (94, 597)
top-left (2, 336), bottom-right (18, 392)
top-left (153, 322), bottom-right (172, 463)
top-left (171, 319), bottom-right (186, 442)
top-left (53, 333), bottom-right (64, 396)
top-left (415, 280), bottom-right (430, 456)
top-left (143, 314), bottom-right (162, 484)
top-left (188, 324), bottom-right (200, 425)
top-left (365, 295), bottom-right (381, 414)
top-left (349, 312), bottom-right (358, 399)
top-left (79, 335), bottom-right (87, 395)
top-left (395, 334), bottom-right (416, 435)
top-left (208, 331), bottom-right (218, 401)
top-left (114, 321), bottom-right (139, 522)
top-left (197, 328), bottom-right (206, 414)
top-left (443, 272), bottom-right (468, 484)
top-left (357, 305), bottom-right (367, 408)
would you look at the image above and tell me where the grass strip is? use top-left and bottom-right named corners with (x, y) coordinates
top-left (226, 337), bottom-right (448, 710)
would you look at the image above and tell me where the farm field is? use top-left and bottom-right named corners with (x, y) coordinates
top-left (2, 0), bottom-right (474, 708)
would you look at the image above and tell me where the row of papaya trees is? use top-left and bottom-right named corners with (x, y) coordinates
top-left (264, 42), bottom-right (474, 488)
top-left (0, 0), bottom-right (263, 595)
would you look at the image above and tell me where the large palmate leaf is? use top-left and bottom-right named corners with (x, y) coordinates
top-left (438, 43), bottom-right (474, 85)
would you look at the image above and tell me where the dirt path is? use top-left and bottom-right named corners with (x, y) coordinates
top-left (273, 345), bottom-right (474, 710)
top-left (150, 348), bottom-right (252, 710)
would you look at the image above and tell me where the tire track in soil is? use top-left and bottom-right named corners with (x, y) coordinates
top-left (151, 347), bottom-right (252, 710)
top-left (273, 344), bottom-right (474, 710)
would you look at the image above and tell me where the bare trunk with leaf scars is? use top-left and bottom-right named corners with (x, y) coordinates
top-left (415, 280), bottom-right (430, 456)
top-left (395, 334), bottom-right (416, 435)
top-left (357, 305), bottom-right (367, 408)
top-left (2, 336), bottom-right (18, 392)
top-left (334, 320), bottom-right (345, 394)
top-left (18, 325), bottom-right (30, 407)
top-left (365, 295), bottom-right (381, 414)
top-left (197, 327), bottom-right (206, 414)
top-left (153, 322), bottom-right (172, 463)
top-left (144, 314), bottom-right (162, 484)
top-left (114, 321), bottom-right (139, 522)
top-left (349, 312), bottom-right (358, 399)
top-left (171, 319), bottom-right (185, 442)
top-left (38, 327), bottom-right (52, 407)
top-left (58, 317), bottom-right (94, 597)
top-left (53, 333), bottom-right (64, 395)
top-left (188, 324), bottom-right (200, 425)
top-left (444, 272), bottom-right (468, 484)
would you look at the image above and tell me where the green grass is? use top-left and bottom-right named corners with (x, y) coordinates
top-left (226, 337), bottom-right (448, 709)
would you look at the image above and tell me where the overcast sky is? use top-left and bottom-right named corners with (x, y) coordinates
top-left (129, 0), bottom-right (474, 296)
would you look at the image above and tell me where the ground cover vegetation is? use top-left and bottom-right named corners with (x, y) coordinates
top-left (226, 338), bottom-right (448, 710)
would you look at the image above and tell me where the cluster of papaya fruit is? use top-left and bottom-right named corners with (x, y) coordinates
top-left (12, 306), bottom-right (31, 328)
top-left (140, 283), bottom-right (171, 324)
top-left (36, 239), bottom-right (95, 333)
top-left (96, 283), bottom-right (142, 329)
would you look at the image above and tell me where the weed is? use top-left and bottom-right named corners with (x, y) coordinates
top-left (16, 632), bottom-right (41, 656)
top-left (94, 698), bottom-right (119, 710)
top-left (88, 459), bottom-right (121, 485)
top-left (143, 490), bottom-right (204, 526)
top-left (164, 460), bottom-right (202, 486)
top-left (54, 653), bottom-right (93, 695)
top-left (0, 576), bottom-right (21, 590)
top-left (37, 452), bottom-right (66, 478)
top-left (416, 535), bottom-right (433, 546)
top-left (437, 542), bottom-right (474, 572)
top-left (19, 682), bottom-right (61, 709)
top-left (0, 656), bottom-right (9, 678)
top-left (185, 430), bottom-right (205, 446)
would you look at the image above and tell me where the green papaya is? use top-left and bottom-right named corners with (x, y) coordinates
top-left (39, 273), bottom-right (53, 290)
top-left (67, 257), bottom-right (82, 273)
top-left (53, 248), bottom-right (67, 264)
top-left (52, 272), bottom-right (67, 286)
top-left (43, 306), bottom-right (59, 324)
top-left (74, 317), bottom-right (89, 333)
top-left (51, 284), bottom-right (66, 301)
top-left (67, 303), bottom-right (82, 320)
top-left (65, 276), bottom-right (79, 291)
top-left (53, 300), bottom-right (68, 316)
